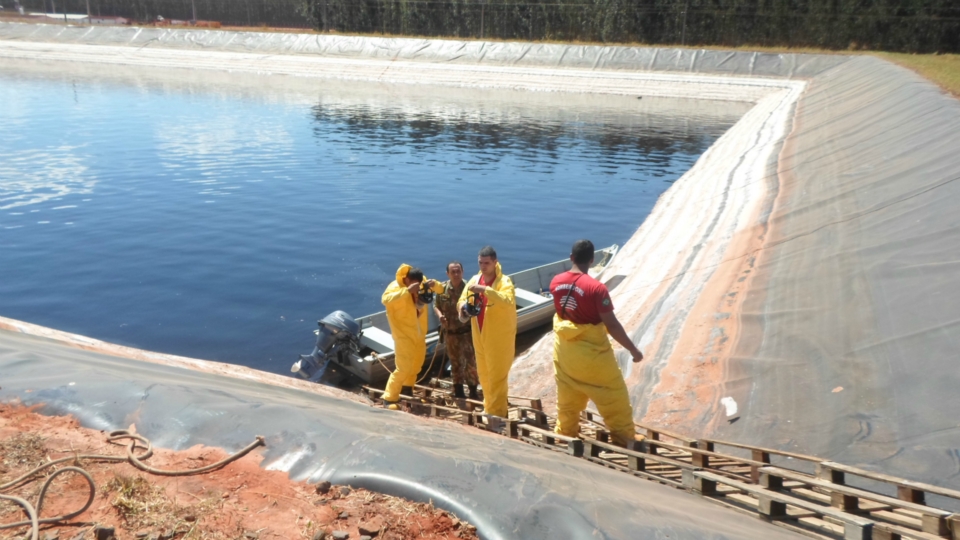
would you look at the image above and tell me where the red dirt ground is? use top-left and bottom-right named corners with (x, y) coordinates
top-left (0, 402), bottom-right (478, 540)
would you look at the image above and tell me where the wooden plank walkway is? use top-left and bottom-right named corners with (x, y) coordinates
top-left (361, 384), bottom-right (960, 540)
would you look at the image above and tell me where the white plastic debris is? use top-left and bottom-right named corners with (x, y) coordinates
top-left (720, 396), bottom-right (738, 417)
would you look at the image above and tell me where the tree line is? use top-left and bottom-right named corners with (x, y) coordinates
top-left (301, 0), bottom-right (957, 53)
top-left (21, 0), bottom-right (311, 27)
top-left (19, 0), bottom-right (959, 53)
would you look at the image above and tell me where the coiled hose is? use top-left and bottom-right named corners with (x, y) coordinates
top-left (0, 429), bottom-right (265, 540)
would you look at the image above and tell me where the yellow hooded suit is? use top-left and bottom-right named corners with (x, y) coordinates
top-left (381, 264), bottom-right (443, 403)
top-left (458, 262), bottom-right (516, 417)
top-left (553, 315), bottom-right (635, 447)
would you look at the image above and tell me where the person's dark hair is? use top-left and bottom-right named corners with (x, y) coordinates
top-left (447, 261), bottom-right (463, 272)
top-left (407, 267), bottom-right (425, 282)
top-left (571, 239), bottom-right (595, 265)
top-left (478, 245), bottom-right (497, 259)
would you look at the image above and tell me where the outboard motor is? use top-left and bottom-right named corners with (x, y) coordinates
top-left (291, 310), bottom-right (361, 381)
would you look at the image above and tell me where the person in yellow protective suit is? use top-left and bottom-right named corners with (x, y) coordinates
top-left (549, 240), bottom-right (644, 447)
top-left (381, 264), bottom-right (444, 407)
top-left (457, 246), bottom-right (516, 417)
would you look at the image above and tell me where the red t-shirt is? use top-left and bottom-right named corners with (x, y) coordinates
top-left (476, 274), bottom-right (490, 331)
top-left (550, 271), bottom-right (614, 325)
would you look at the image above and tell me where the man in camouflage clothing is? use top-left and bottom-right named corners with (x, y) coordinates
top-left (434, 261), bottom-right (480, 400)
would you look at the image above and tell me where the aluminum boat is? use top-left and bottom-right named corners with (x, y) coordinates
top-left (293, 245), bottom-right (619, 385)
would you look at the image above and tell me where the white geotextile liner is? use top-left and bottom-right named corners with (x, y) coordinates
top-left (0, 328), bottom-right (804, 540)
top-left (0, 39), bottom-right (793, 103)
top-left (0, 22), bottom-right (847, 78)
top-left (514, 54), bottom-right (960, 493)
top-left (710, 56), bottom-right (960, 487)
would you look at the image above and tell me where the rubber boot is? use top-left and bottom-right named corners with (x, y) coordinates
top-left (453, 385), bottom-right (466, 399)
top-left (468, 385), bottom-right (480, 401)
top-left (400, 386), bottom-right (414, 398)
top-left (630, 434), bottom-right (648, 452)
top-left (382, 399), bottom-right (400, 411)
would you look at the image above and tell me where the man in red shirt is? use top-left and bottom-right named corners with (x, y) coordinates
top-left (549, 239), bottom-right (644, 447)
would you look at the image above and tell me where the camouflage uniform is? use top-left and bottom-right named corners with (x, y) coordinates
top-left (435, 280), bottom-right (479, 386)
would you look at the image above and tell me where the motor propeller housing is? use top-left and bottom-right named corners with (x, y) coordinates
top-left (291, 310), bottom-right (361, 381)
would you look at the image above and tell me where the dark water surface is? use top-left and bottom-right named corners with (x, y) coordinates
top-left (0, 65), bottom-right (747, 373)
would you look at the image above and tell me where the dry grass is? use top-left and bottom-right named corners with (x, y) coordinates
top-left (682, 44), bottom-right (960, 97)
top-left (873, 52), bottom-right (960, 97)
top-left (0, 433), bottom-right (48, 525)
top-left (104, 474), bottom-right (174, 529)
top-left (102, 474), bottom-right (227, 539)
top-left (0, 433), bottom-right (47, 475)
top-left (702, 44), bottom-right (960, 97)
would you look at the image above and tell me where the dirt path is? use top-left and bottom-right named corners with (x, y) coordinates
top-left (0, 403), bottom-right (477, 540)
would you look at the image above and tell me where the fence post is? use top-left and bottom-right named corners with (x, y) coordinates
top-left (481, 1), bottom-right (485, 39)
top-left (681, 0), bottom-right (688, 45)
